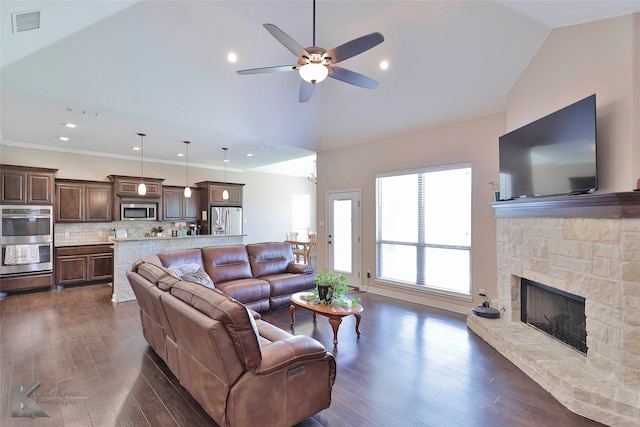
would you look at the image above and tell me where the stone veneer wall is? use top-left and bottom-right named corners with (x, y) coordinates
top-left (468, 215), bottom-right (640, 426)
top-left (112, 235), bottom-right (244, 302)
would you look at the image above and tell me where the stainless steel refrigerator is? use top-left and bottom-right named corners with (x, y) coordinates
top-left (210, 206), bottom-right (243, 235)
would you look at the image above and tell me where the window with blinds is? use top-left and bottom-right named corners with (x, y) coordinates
top-left (375, 164), bottom-right (472, 295)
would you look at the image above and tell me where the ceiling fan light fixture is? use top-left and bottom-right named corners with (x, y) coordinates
top-left (299, 63), bottom-right (328, 84)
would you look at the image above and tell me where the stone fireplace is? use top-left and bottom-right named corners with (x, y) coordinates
top-left (521, 278), bottom-right (587, 354)
top-left (467, 192), bottom-right (640, 426)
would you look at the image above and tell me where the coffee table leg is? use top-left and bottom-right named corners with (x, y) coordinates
top-left (354, 313), bottom-right (362, 337)
top-left (328, 316), bottom-right (342, 346)
top-left (289, 304), bottom-right (295, 327)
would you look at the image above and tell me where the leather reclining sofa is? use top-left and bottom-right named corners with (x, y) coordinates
top-left (126, 242), bottom-right (335, 426)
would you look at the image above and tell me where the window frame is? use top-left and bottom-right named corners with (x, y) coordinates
top-left (375, 163), bottom-right (472, 299)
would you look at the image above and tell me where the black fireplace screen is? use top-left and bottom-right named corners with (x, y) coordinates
top-left (521, 279), bottom-right (587, 354)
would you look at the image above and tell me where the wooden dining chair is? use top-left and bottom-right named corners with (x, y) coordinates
top-left (307, 233), bottom-right (318, 265)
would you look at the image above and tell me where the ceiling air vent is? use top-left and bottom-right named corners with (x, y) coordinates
top-left (12, 10), bottom-right (41, 33)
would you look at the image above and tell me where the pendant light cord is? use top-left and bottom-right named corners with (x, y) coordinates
top-left (138, 133), bottom-right (146, 183)
top-left (185, 141), bottom-right (190, 185)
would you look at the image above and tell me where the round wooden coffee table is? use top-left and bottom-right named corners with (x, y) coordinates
top-left (289, 291), bottom-right (363, 346)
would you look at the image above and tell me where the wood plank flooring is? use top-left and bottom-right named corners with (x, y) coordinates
top-left (0, 284), bottom-right (604, 426)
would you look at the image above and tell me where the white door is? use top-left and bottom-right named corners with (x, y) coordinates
top-left (326, 189), bottom-right (361, 286)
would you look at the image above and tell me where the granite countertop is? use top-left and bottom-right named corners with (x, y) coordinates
top-left (56, 234), bottom-right (245, 247)
top-left (111, 234), bottom-right (245, 243)
top-left (55, 241), bottom-right (115, 248)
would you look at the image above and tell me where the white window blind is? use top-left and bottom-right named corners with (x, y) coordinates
top-left (375, 164), bottom-right (472, 295)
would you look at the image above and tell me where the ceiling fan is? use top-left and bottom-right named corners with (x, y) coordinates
top-left (237, 0), bottom-right (384, 103)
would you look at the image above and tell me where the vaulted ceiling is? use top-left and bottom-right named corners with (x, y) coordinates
top-left (1, 1), bottom-right (638, 175)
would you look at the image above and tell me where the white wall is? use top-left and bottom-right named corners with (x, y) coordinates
top-left (0, 145), bottom-right (316, 244)
top-left (313, 14), bottom-right (640, 314)
top-left (507, 14), bottom-right (639, 193)
top-left (316, 112), bottom-right (505, 313)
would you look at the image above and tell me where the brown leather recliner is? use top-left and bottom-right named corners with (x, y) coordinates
top-left (127, 259), bottom-right (336, 427)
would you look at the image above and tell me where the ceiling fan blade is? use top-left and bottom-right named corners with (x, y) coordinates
top-left (329, 66), bottom-right (379, 89)
top-left (263, 24), bottom-right (309, 58)
top-left (326, 32), bottom-right (384, 64)
top-left (299, 80), bottom-right (315, 103)
top-left (237, 65), bottom-right (296, 75)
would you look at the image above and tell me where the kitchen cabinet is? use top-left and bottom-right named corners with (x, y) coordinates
top-left (55, 179), bottom-right (112, 223)
top-left (55, 245), bottom-right (113, 286)
top-left (162, 186), bottom-right (199, 221)
top-left (108, 175), bottom-right (164, 221)
top-left (196, 181), bottom-right (244, 234)
top-left (209, 183), bottom-right (242, 205)
top-left (0, 164), bottom-right (57, 205)
top-left (0, 273), bottom-right (52, 292)
top-left (196, 181), bottom-right (244, 206)
top-left (108, 175), bottom-right (164, 198)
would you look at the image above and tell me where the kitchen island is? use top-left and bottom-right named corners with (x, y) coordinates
top-left (112, 234), bottom-right (244, 302)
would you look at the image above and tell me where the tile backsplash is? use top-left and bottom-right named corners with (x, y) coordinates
top-left (54, 220), bottom-right (194, 245)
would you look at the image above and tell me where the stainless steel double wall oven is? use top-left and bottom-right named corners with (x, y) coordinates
top-left (0, 205), bottom-right (53, 276)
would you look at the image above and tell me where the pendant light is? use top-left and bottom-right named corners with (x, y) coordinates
top-left (222, 147), bottom-right (229, 200)
top-left (137, 133), bottom-right (146, 196)
top-left (183, 141), bottom-right (191, 198)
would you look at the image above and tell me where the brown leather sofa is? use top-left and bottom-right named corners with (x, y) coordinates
top-left (126, 243), bottom-right (336, 427)
top-left (155, 242), bottom-right (316, 312)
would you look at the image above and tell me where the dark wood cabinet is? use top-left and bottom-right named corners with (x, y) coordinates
top-left (196, 181), bottom-right (244, 234)
top-left (109, 175), bottom-right (164, 198)
top-left (196, 181), bottom-right (243, 206)
top-left (162, 186), bottom-right (200, 221)
top-left (1, 164), bottom-right (57, 205)
top-left (108, 175), bottom-right (164, 220)
top-left (55, 180), bottom-right (112, 223)
top-left (208, 184), bottom-right (243, 205)
top-left (0, 273), bottom-right (52, 292)
top-left (56, 245), bottom-right (113, 286)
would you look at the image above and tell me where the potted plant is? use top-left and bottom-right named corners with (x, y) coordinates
top-left (306, 268), bottom-right (360, 308)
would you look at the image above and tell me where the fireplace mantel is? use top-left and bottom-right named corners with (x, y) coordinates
top-left (491, 191), bottom-right (640, 218)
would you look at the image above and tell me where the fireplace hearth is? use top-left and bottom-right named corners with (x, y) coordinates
top-left (467, 192), bottom-right (640, 425)
top-left (521, 278), bottom-right (586, 354)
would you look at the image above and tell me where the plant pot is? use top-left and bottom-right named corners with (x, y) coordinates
top-left (317, 284), bottom-right (332, 302)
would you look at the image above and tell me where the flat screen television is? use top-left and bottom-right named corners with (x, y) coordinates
top-left (498, 94), bottom-right (597, 199)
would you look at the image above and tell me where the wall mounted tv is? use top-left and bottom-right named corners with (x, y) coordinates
top-left (498, 94), bottom-right (597, 199)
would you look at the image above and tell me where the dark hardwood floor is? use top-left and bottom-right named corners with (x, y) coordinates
top-left (0, 283), bottom-right (603, 427)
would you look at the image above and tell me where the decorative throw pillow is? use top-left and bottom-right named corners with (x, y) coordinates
top-left (182, 268), bottom-right (215, 289)
top-left (167, 263), bottom-right (201, 278)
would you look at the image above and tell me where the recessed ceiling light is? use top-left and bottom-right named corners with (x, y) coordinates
top-left (58, 136), bottom-right (69, 141)
top-left (245, 153), bottom-right (254, 157)
top-left (64, 123), bottom-right (76, 128)
top-left (379, 60), bottom-right (389, 70)
top-left (177, 153), bottom-right (184, 157)
top-left (132, 146), bottom-right (140, 151)
top-left (227, 52), bottom-right (237, 63)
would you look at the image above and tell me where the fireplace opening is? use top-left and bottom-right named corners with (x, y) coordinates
top-left (520, 278), bottom-right (587, 354)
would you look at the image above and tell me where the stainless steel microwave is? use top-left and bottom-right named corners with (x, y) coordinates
top-left (121, 203), bottom-right (157, 221)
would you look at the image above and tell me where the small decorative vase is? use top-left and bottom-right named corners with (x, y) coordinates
top-left (317, 284), bottom-right (332, 303)
top-left (494, 191), bottom-right (500, 201)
